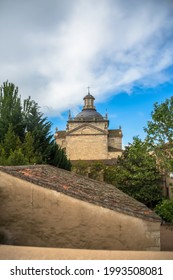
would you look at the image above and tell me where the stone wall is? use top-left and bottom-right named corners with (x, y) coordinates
top-left (56, 138), bottom-right (66, 149)
top-left (165, 176), bottom-right (173, 199)
top-left (55, 121), bottom-right (123, 161)
top-left (108, 136), bottom-right (122, 150)
top-left (108, 151), bottom-right (122, 159)
top-left (0, 171), bottom-right (160, 250)
top-left (68, 121), bottom-right (107, 131)
top-left (66, 134), bottom-right (108, 160)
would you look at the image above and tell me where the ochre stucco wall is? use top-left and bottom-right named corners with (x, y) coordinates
top-left (0, 171), bottom-right (160, 250)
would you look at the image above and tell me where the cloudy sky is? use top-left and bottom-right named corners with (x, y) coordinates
top-left (0, 0), bottom-right (173, 145)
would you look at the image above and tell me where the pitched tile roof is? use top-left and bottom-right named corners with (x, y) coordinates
top-left (0, 165), bottom-right (161, 222)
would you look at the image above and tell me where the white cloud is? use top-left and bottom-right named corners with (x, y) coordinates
top-left (0, 0), bottom-right (173, 116)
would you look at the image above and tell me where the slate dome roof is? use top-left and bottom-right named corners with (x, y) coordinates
top-left (74, 109), bottom-right (104, 121)
top-left (83, 93), bottom-right (95, 100)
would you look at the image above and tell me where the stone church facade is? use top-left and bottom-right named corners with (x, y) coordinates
top-left (55, 91), bottom-right (123, 161)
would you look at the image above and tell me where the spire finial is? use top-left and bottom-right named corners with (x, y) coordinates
top-left (68, 110), bottom-right (71, 120)
top-left (105, 108), bottom-right (108, 120)
top-left (87, 86), bottom-right (90, 95)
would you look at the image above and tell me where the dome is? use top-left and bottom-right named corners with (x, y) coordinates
top-left (75, 109), bottom-right (104, 121)
top-left (83, 93), bottom-right (95, 100)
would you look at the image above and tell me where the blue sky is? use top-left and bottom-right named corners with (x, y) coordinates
top-left (0, 0), bottom-right (173, 146)
top-left (50, 81), bottom-right (173, 145)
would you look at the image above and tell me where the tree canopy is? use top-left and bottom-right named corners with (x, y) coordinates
top-left (144, 96), bottom-right (173, 173)
top-left (104, 137), bottom-right (162, 208)
top-left (0, 81), bottom-right (71, 170)
top-left (0, 81), bottom-right (24, 142)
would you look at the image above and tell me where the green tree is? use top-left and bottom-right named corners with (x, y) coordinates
top-left (22, 97), bottom-right (71, 168)
top-left (2, 124), bottom-right (22, 158)
top-left (72, 160), bottom-right (89, 176)
top-left (109, 137), bottom-right (162, 208)
top-left (0, 124), bottom-right (27, 166)
top-left (144, 97), bottom-right (173, 173)
top-left (155, 199), bottom-right (173, 222)
top-left (23, 132), bottom-right (37, 164)
top-left (47, 142), bottom-right (71, 171)
top-left (7, 149), bottom-right (28, 166)
top-left (0, 81), bottom-right (71, 170)
top-left (0, 146), bottom-right (6, 165)
top-left (0, 81), bottom-right (24, 142)
top-left (89, 161), bottom-right (105, 180)
top-left (104, 165), bottom-right (117, 185)
top-left (23, 97), bottom-right (53, 163)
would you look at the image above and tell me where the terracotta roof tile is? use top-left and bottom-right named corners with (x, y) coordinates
top-left (0, 165), bottom-right (160, 222)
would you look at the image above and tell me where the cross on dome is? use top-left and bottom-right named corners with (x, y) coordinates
top-left (87, 86), bottom-right (90, 95)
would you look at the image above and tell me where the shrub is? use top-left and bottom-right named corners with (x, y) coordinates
top-left (88, 161), bottom-right (105, 180)
top-left (155, 199), bottom-right (173, 223)
top-left (72, 161), bottom-right (89, 176)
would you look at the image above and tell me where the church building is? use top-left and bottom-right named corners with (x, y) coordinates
top-left (55, 90), bottom-right (123, 161)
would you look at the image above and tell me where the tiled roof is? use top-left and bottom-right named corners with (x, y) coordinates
top-left (0, 165), bottom-right (160, 222)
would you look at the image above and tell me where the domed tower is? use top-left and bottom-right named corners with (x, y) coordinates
top-left (83, 91), bottom-right (95, 109)
top-left (55, 89), bottom-right (122, 161)
top-left (74, 91), bottom-right (105, 122)
top-left (72, 89), bottom-right (107, 123)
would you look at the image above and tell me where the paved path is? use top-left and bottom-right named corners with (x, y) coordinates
top-left (0, 246), bottom-right (173, 260)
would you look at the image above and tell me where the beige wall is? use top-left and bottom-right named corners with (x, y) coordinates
top-left (66, 134), bottom-right (108, 160)
top-left (56, 138), bottom-right (66, 149)
top-left (68, 121), bottom-right (107, 131)
top-left (160, 175), bottom-right (173, 199)
top-left (108, 136), bottom-right (122, 150)
top-left (0, 171), bottom-right (160, 250)
top-left (70, 126), bottom-right (105, 135)
top-left (55, 122), bottom-right (123, 161)
top-left (166, 176), bottom-right (173, 199)
top-left (108, 151), bottom-right (122, 159)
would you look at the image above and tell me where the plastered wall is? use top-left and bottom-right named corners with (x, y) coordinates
top-left (0, 171), bottom-right (160, 250)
